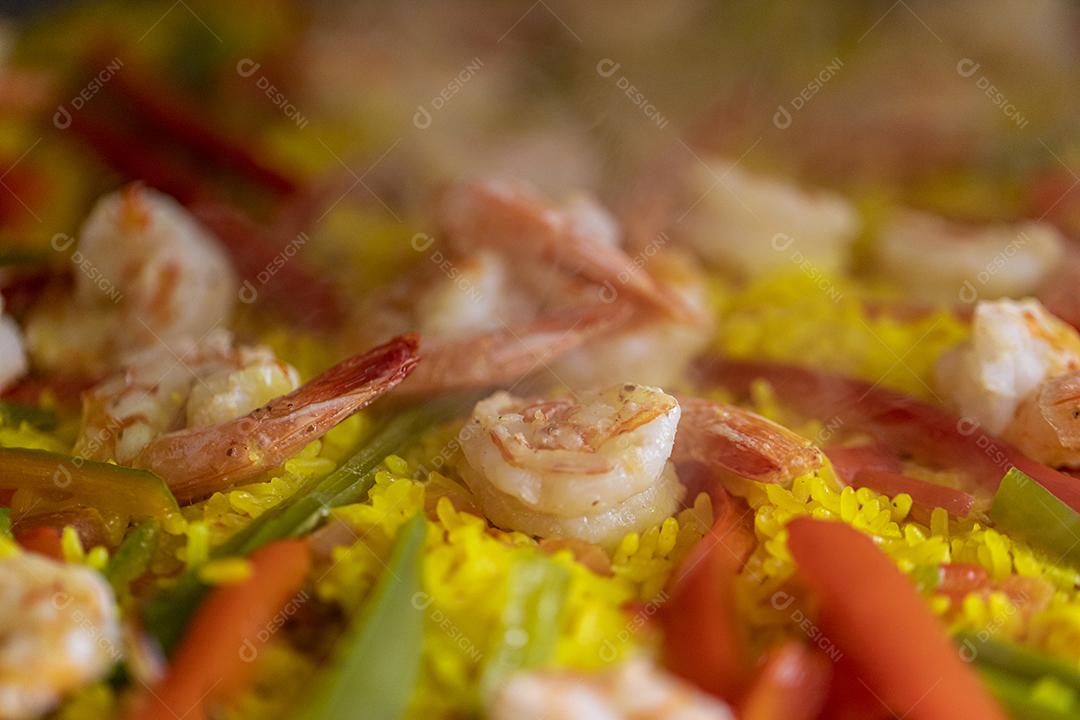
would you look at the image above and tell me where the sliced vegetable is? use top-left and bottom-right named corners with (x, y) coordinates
top-left (0, 447), bottom-right (179, 520)
top-left (661, 486), bottom-right (753, 701)
top-left (958, 632), bottom-right (1080, 693)
top-left (824, 444), bottom-right (902, 484)
top-left (977, 666), bottom-right (1080, 720)
top-left (132, 539), bottom-right (311, 720)
top-left (14, 525), bottom-right (62, 559)
top-left (786, 516), bottom-right (1006, 719)
top-left (143, 396), bottom-right (467, 653)
top-left (107, 519), bottom-right (160, 594)
top-left (479, 555), bottom-right (569, 701)
top-left (299, 513), bottom-right (426, 720)
top-left (851, 468), bottom-right (974, 522)
top-left (698, 359), bottom-right (1080, 511)
top-left (991, 467), bottom-right (1080, 567)
top-left (738, 641), bottom-right (831, 720)
top-left (0, 508), bottom-right (10, 538)
top-left (0, 400), bottom-right (57, 430)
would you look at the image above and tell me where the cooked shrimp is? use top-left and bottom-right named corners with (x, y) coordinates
top-left (25, 184), bottom-right (237, 375)
top-left (875, 210), bottom-right (1064, 301)
top-left (672, 396), bottom-right (824, 495)
top-left (438, 178), bottom-right (690, 320)
top-left (679, 158), bottom-right (860, 276)
top-left (78, 333), bottom-right (418, 502)
top-left (1005, 371), bottom-right (1080, 468)
top-left (359, 178), bottom-right (709, 394)
top-left (0, 552), bottom-right (120, 720)
top-left (457, 383), bottom-right (683, 546)
top-left (0, 296), bottom-right (27, 391)
top-left (489, 658), bottom-right (734, 720)
top-left (936, 298), bottom-right (1080, 435)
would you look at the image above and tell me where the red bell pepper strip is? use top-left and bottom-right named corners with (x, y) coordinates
top-left (787, 517), bottom-right (1006, 720)
top-left (852, 468), bottom-right (975, 522)
top-left (738, 641), bottom-right (831, 720)
top-left (695, 358), bottom-right (1080, 512)
top-left (131, 539), bottom-right (311, 720)
top-left (824, 444), bottom-right (902, 484)
top-left (660, 487), bottom-right (754, 701)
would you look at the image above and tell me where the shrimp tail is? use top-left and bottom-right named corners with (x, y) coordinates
top-left (400, 303), bottom-right (631, 396)
top-left (137, 334), bottom-right (419, 503)
top-left (672, 396), bottom-right (823, 493)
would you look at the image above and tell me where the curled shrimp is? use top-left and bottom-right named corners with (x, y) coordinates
top-left (672, 396), bottom-right (824, 495)
top-left (25, 184), bottom-right (236, 375)
top-left (489, 658), bottom-right (734, 720)
top-left (457, 383), bottom-right (683, 546)
top-left (936, 298), bottom-right (1080, 435)
top-left (362, 178), bottom-right (710, 394)
top-left (875, 210), bottom-right (1064, 301)
top-left (0, 551), bottom-right (121, 719)
top-left (79, 334), bottom-right (418, 503)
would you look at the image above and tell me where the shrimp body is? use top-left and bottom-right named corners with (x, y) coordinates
top-left (26, 185), bottom-right (237, 374)
top-left (78, 334), bottom-right (418, 502)
top-left (76, 330), bottom-right (300, 465)
top-left (682, 158), bottom-right (860, 276)
top-left (875, 210), bottom-right (1063, 301)
top-left (0, 552), bottom-right (120, 720)
top-left (937, 298), bottom-right (1080, 435)
top-left (489, 659), bottom-right (733, 720)
top-left (458, 384), bottom-right (683, 546)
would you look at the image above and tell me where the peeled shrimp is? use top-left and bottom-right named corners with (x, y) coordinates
top-left (672, 396), bottom-right (823, 495)
top-left (489, 658), bottom-right (733, 720)
top-left (78, 333), bottom-right (418, 502)
top-left (875, 210), bottom-right (1064, 301)
top-left (680, 158), bottom-right (860, 276)
top-left (0, 552), bottom-right (120, 719)
top-left (0, 296), bottom-right (27, 391)
top-left (936, 298), bottom-right (1080, 435)
top-left (364, 179), bottom-right (709, 394)
top-left (26, 184), bottom-right (236, 375)
top-left (457, 383), bottom-right (683, 547)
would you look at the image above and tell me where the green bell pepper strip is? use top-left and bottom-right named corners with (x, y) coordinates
top-left (478, 554), bottom-right (569, 702)
top-left (990, 467), bottom-right (1080, 567)
top-left (0, 401), bottom-right (57, 430)
top-left (143, 396), bottom-right (468, 654)
top-left (0, 446), bottom-right (179, 520)
top-left (106, 519), bottom-right (161, 593)
top-left (299, 512), bottom-right (427, 720)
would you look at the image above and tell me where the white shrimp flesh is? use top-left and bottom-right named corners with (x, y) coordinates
top-left (489, 658), bottom-right (733, 720)
top-left (0, 551), bottom-right (121, 719)
top-left (457, 383), bottom-right (684, 547)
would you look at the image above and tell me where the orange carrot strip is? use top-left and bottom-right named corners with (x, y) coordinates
top-left (131, 539), bottom-right (311, 720)
top-left (739, 642), bottom-right (831, 720)
top-left (786, 517), bottom-right (1006, 720)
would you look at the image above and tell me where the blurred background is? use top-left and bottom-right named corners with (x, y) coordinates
top-left (0, 0), bottom-right (1076, 311)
